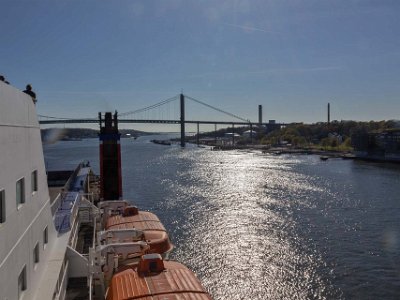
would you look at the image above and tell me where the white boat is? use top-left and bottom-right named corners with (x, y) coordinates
top-left (0, 81), bottom-right (211, 299)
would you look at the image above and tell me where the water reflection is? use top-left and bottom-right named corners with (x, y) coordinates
top-left (164, 150), bottom-right (337, 299)
top-left (44, 140), bottom-right (400, 299)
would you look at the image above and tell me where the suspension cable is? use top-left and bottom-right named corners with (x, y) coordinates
top-left (38, 94), bottom-right (250, 123)
top-left (119, 95), bottom-right (179, 117)
top-left (184, 95), bottom-right (250, 123)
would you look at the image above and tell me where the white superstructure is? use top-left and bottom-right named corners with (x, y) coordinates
top-left (0, 82), bottom-right (168, 300)
top-left (0, 82), bottom-right (66, 300)
top-left (0, 82), bottom-right (210, 300)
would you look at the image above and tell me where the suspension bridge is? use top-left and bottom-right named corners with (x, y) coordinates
top-left (38, 94), bottom-right (285, 147)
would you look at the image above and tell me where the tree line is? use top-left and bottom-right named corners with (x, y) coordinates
top-left (197, 120), bottom-right (399, 150)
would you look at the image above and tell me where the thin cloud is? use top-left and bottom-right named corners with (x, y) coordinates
top-left (40, 90), bottom-right (129, 95)
top-left (189, 66), bottom-right (343, 79)
top-left (262, 66), bottom-right (344, 74)
top-left (222, 22), bottom-right (276, 34)
top-left (293, 66), bottom-right (343, 72)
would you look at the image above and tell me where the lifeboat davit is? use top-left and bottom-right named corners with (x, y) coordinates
top-left (106, 254), bottom-right (212, 300)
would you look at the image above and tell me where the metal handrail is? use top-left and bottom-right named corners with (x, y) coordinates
top-left (88, 213), bottom-right (97, 300)
top-left (51, 193), bottom-right (62, 216)
top-left (53, 259), bottom-right (69, 300)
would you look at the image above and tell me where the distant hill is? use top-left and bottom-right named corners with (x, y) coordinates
top-left (261, 119), bottom-right (400, 148)
top-left (41, 128), bottom-right (151, 143)
top-left (192, 119), bottom-right (400, 149)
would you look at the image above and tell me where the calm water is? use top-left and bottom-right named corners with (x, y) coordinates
top-left (43, 137), bottom-right (400, 300)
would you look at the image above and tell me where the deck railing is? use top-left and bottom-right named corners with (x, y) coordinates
top-left (88, 213), bottom-right (98, 300)
top-left (53, 258), bottom-right (69, 300)
top-left (51, 193), bottom-right (62, 216)
top-left (50, 162), bottom-right (87, 217)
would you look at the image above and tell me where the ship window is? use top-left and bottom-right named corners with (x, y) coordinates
top-left (0, 189), bottom-right (5, 223)
top-left (43, 226), bottom-right (48, 248)
top-left (34, 242), bottom-right (39, 264)
top-left (31, 170), bottom-right (38, 193)
top-left (18, 265), bottom-right (27, 298)
top-left (16, 178), bottom-right (25, 207)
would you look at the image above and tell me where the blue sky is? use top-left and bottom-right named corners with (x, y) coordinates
top-left (1, 0), bottom-right (400, 130)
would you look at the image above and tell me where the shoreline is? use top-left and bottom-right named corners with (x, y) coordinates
top-left (211, 144), bottom-right (353, 157)
top-left (210, 144), bottom-right (400, 164)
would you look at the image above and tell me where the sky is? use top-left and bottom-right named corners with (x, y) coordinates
top-left (1, 0), bottom-right (400, 131)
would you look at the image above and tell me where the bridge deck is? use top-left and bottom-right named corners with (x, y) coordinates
top-left (39, 119), bottom-right (284, 126)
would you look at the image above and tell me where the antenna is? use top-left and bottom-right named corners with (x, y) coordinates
top-left (327, 103), bottom-right (330, 124)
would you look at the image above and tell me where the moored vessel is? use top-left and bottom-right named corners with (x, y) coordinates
top-left (352, 131), bottom-right (400, 163)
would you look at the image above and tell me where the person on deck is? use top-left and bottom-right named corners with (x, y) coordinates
top-left (0, 75), bottom-right (10, 84)
top-left (23, 84), bottom-right (37, 104)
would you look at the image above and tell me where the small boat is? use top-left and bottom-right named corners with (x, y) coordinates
top-left (341, 154), bottom-right (355, 160)
top-left (151, 139), bottom-right (171, 146)
top-left (320, 156), bottom-right (329, 161)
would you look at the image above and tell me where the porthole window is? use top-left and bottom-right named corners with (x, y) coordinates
top-left (0, 189), bottom-right (5, 223)
top-left (43, 226), bottom-right (48, 248)
top-left (34, 243), bottom-right (39, 264)
top-left (16, 178), bottom-right (25, 207)
top-left (31, 170), bottom-right (38, 193)
top-left (18, 265), bottom-right (27, 299)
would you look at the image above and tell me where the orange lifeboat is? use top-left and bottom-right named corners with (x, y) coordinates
top-left (106, 254), bottom-right (212, 300)
top-left (105, 205), bottom-right (173, 255)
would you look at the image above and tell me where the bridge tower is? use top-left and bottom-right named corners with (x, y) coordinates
top-left (99, 112), bottom-right (122, 200)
